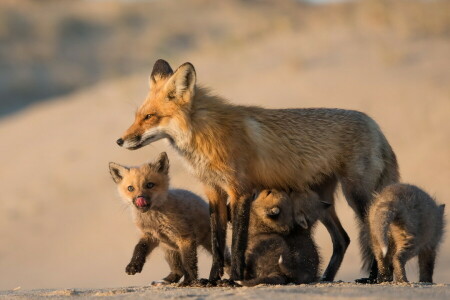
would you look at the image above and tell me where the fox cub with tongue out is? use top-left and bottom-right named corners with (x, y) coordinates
top-left (109, 152), bottom-right (213, 286)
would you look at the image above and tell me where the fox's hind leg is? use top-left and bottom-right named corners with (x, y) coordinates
top-left (313, 175), bottom-right (350, 282)
top-left (392, 244), bottom-right (414, 283)
top-left (373, 245), bottom-right (392, 283)
top-left (162, 249), bottom-right (184, 283)
top-left (418, 248), bottom-right (436, 283)
top-left (341, 137), bottom-right (399, 283)
top-left (178, 239), bottom-right (199, 286)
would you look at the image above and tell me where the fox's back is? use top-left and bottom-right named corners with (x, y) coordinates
top-left (236, 107), bottom-right (387, 189)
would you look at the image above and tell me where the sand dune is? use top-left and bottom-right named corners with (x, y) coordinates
top-left (0, 0), bottom-right (449, 294)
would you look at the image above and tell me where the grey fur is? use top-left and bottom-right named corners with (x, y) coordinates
top-left (368, 183), bottom-right (446, 283)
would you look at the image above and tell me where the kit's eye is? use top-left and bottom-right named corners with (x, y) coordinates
top-left (145, 182), bottom-right (155, 189)
top-left (144, 114), bottom-right (154, 121)
top-left (127, 186), bottom-right (135, 192)
top-left (267, 206), bottom-right (280, 219)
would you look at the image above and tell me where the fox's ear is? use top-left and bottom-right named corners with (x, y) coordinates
top-left (109, 162), bottom-right (129, 183)
top-left (321, 201), bottom-right (332, 209)
top-left (150, 59), bottom-right (173, 86)
top-left (155, 152), bottom-right (169, 174)
top-left (165, 62), bottom-right (196, 103)
top-left (295, 213), bottom-right (308, 229)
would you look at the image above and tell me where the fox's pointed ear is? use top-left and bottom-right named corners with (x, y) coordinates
top-left (150, 59), bottom-right (173, 86)
top-left (321, 201), bottom-right (332, 209)
top-left (109, 162), bottom-right (129, 183)
top-left (155, 152), bottom-right (169, 174)
top-left (295, 213), bottom-right (308, 229)
top-left (165, 62), bottom-right (196, 103)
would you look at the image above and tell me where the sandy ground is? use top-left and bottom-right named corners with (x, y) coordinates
top-left (0, 0), bottom-right (449, 298)
top-left (2, 283), bottom-right (450, 300)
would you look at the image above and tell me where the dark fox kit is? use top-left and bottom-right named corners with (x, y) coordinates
top-left (240, 189), bottom-right (327, 286)
top-left (369, 183), bottom-right (445, 283)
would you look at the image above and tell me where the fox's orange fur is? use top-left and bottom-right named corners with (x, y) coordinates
top-left (109, 152), bottom-right (214, 285)
top-left (117, 59), bottom-right (399, 282)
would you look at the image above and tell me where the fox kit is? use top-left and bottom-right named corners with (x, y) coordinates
top-left (117, 59), bottom-right (399, 281)
top-left (242, 189), bottom-right (324, 286)
top-left (369, 183), bottom-right (445, 283)
top-left (109, 152), bottom-right (212, 285)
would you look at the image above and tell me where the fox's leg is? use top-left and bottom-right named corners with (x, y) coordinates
top-left (312, 175), bottom-right (350, 282)
top-left (126, 234), bottom-right (159, 275)
top-left (177, 239), bottom-right (198, 285)
top-left (341, 176), bottom-right (379, 283)
top-left (205, 185), bottom-right (228, 282)
top-left (342, 140), bottom-right (399, 283)
top-left (229, 192), bottom-right (253, 281)
top-left (373, 243), bottom-right (391, 283)
top-left (392, 241), bottom-right (415, 283)
top-left (162, 249), bottom-right (184, 283)
top-left (418, 248), bottom-right (436, 283)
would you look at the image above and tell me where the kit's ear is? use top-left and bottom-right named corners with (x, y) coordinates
top-left (321, 201), bottom-right (332, 209)
top-left (295, 213), bottom-right (308, 229)
top-left (109, 162), bottom-right (129, 184)
top-left (154, 152), bottom-right (169, 174)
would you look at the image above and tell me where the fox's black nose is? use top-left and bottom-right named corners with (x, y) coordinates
top-left (116, 138), bottom-right (124, 146)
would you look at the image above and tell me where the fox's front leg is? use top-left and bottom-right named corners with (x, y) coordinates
top-left (126, 235), bottom-right (159, 275)
top-left (205, 185), bottom-right (228, 282)
top-left (230, 193), bottom-right (253, 281)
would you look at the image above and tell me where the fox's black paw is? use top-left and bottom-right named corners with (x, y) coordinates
top-left (125, 261), bottom-right (144, 275)
top-left (178, 279), bottom-right (207, 287)
top-left (355, 277), bottom-right (378, 284)
top-left (216, 279), bottom-right (241, 287)
top-left (208, 264), bottom-right (224, 283)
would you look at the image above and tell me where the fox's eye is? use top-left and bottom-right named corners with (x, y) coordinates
top-left (167, 92), bottom-right (176, 100)
top-left (127, 186), bottom-right (135, 192)
top-left (144, 114), bottom-right (154, 121)
top-left (145, 182), bottom-right (155, 189)
top-left (267, 206), bottom-right (280, 219)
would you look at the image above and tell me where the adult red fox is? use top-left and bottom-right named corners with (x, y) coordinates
top-left (117, 59), bottom-right (399, 282)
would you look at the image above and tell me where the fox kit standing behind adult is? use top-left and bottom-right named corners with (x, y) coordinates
top-left (242, 189), bottom-right (325, 286)
top-left (369, 183), bottom-right (445, 283)
top-left (109, 152), bottom-right (212, 286)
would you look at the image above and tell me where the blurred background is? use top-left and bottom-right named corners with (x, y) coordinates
top-left (0, 0), bottom-right (449, 290)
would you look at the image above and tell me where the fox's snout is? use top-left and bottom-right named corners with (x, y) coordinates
top-left (134, 195), bottom-right (151, 210)
top-left (116, 138), bottom-right (124, 146)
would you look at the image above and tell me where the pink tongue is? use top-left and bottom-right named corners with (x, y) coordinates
top-left (136, 197), bottom-right (148, 207)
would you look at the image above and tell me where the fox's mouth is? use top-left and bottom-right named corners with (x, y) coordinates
top-left (125, 134), bottom-right (164, 150)
top-left (134, 196), bottom-right (151, 211)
